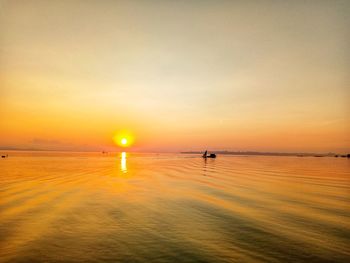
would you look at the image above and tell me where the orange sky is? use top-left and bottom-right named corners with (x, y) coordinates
top-left (0, 1), bottom-right (349, 153)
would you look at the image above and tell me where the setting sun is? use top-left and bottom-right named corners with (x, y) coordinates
top-left (113, 131), bottom-right (134, 148)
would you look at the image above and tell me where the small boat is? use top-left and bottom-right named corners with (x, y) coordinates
top-left (202, 150), bottom-right (216, 158)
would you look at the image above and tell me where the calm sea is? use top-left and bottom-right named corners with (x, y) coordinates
top-left (1, 152), bottom-right (349, 262)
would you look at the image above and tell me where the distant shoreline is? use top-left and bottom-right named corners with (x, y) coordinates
top-left (181, 151), bottom-right (348, 157)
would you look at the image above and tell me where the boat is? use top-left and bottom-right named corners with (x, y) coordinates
top-left (202, 150), bottom-right (216, 158)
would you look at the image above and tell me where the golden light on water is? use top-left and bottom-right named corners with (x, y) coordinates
top-left (1, 152), bottom-right (350, 262)
top-left (121, 152), bottom-right (127, 173)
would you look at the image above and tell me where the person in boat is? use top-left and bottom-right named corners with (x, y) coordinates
top-left (202, 150), bottom-right (208, 158)
top-left (202, 150), bottom-right (216, 158)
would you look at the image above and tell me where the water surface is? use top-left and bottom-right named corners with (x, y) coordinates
top-left (1, 152), bottom-right (350, 262)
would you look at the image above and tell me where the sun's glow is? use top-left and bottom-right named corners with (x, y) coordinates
top-left (113, 131), bottom-right (134, 148)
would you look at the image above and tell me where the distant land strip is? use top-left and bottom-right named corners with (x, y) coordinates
top-left (181, 151), bottom-right (350, 157)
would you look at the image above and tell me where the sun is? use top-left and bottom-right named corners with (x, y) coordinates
top-left (121, 138), bottom-right (127, 145)
top-left (113, 131), bottom-right (134, 148)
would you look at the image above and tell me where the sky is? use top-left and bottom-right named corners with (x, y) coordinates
top-left (0, 0), bottom-right (349, 153)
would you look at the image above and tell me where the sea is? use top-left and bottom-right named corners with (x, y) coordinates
top-left (1, 151), bottom-right (349, 262)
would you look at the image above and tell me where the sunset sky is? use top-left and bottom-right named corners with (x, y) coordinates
top-left (0, 0), bottom-right (349, 153)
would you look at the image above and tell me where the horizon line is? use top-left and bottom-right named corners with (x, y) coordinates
top-left (0, 147), bottom-right (347, 155)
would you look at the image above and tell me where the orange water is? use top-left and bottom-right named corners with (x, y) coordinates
top-left (1, 152), bottom-right (350, 262)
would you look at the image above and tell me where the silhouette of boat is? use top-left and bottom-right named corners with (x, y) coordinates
top-left (202, 150), bottom-right (216, 158)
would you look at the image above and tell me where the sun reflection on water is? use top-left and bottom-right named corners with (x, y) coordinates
top-left (121, 152), bottom-right (127, 173)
